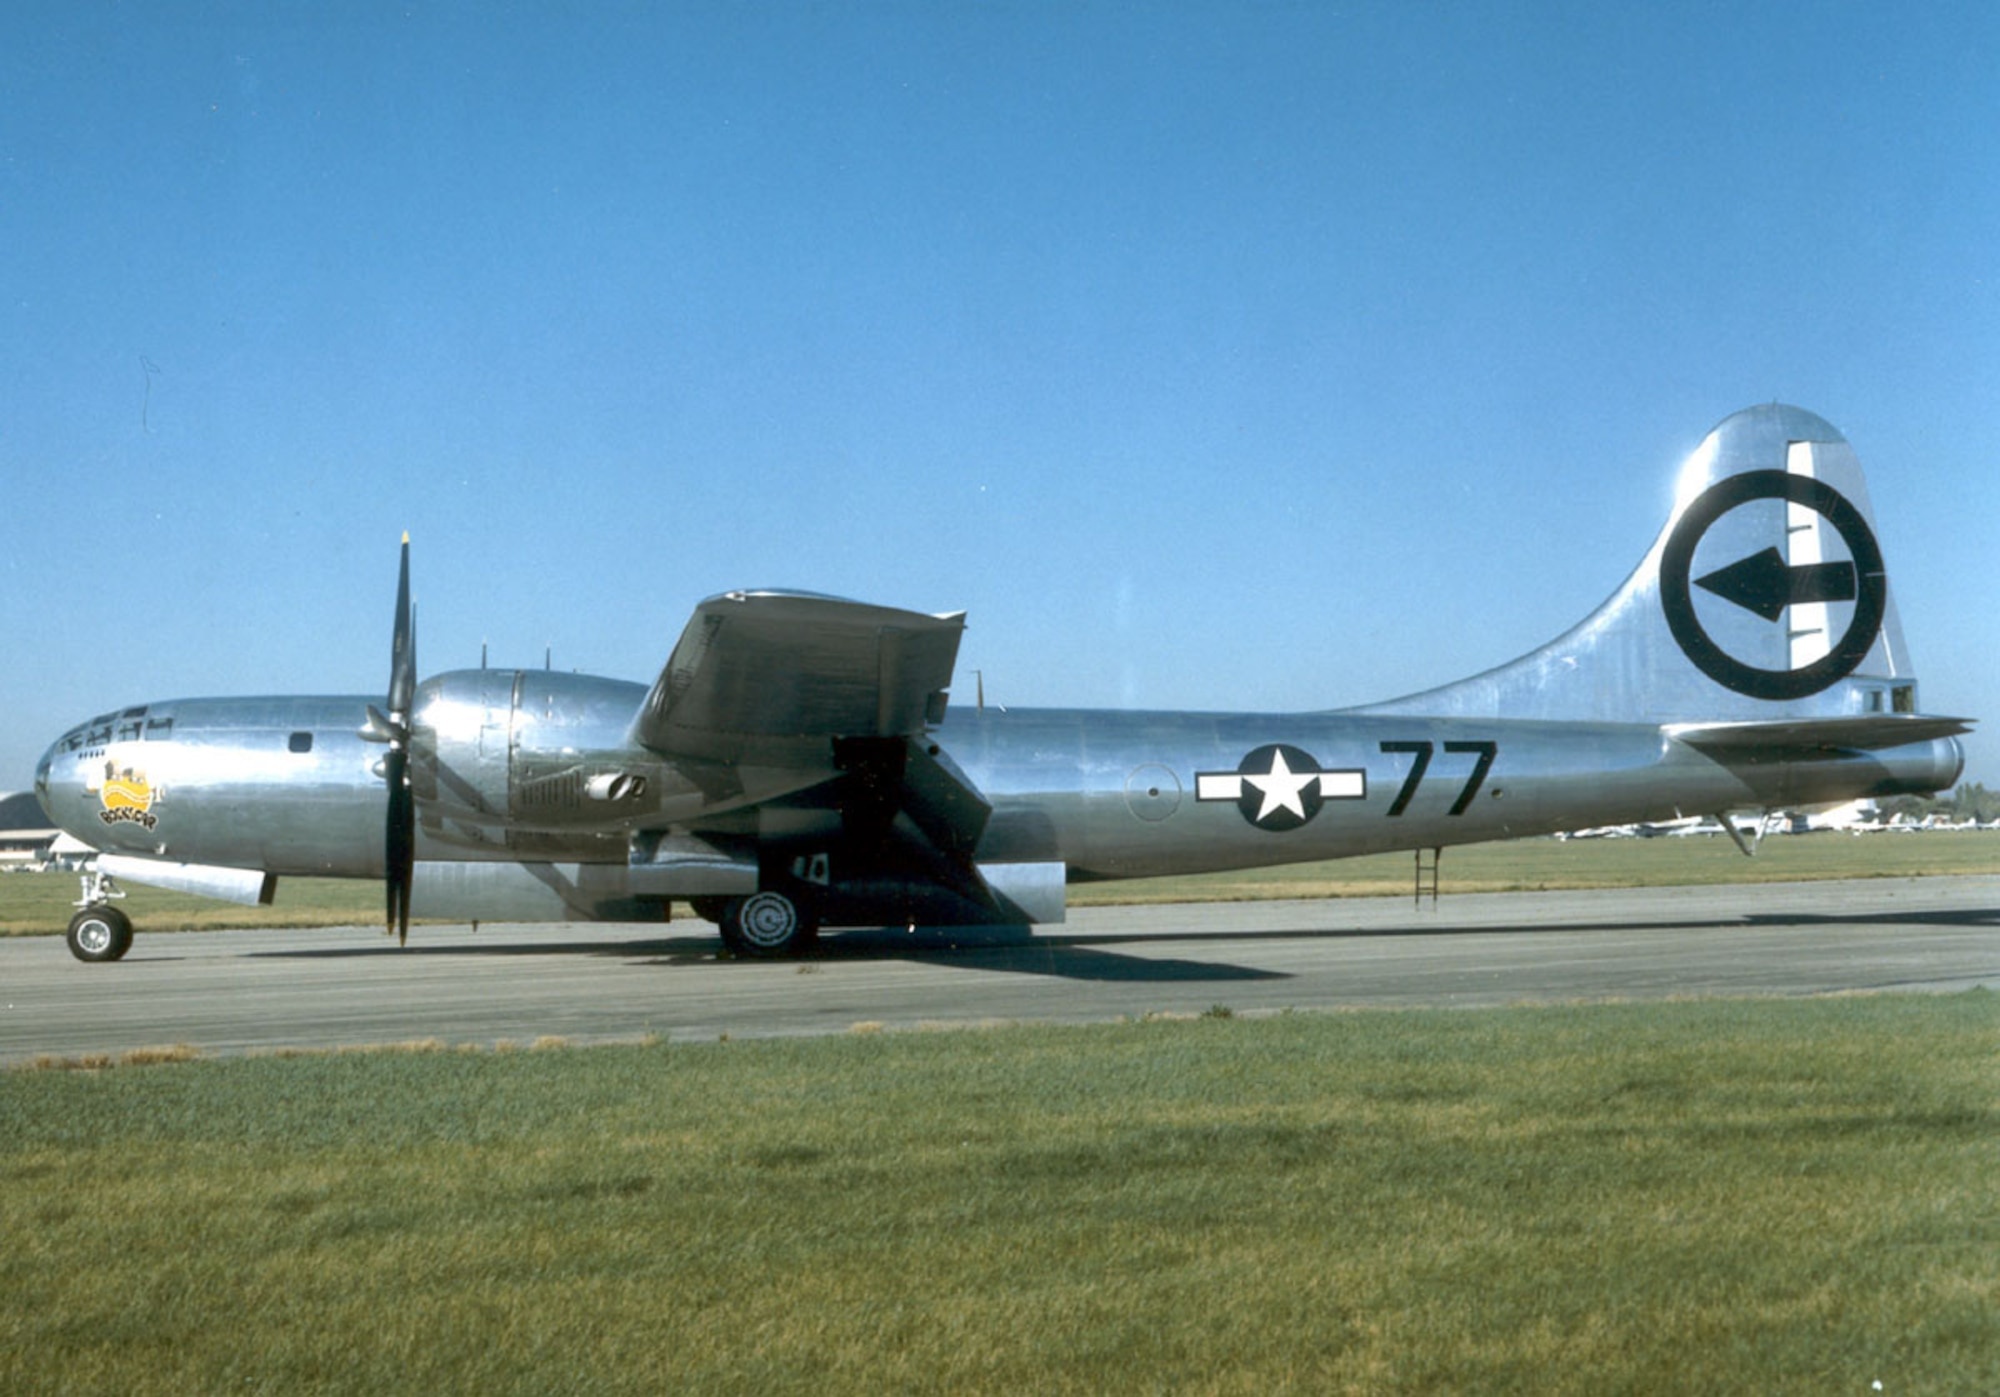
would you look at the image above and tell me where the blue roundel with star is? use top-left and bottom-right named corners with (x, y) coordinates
top-left (1193, 744), bottom-right (1367, 832)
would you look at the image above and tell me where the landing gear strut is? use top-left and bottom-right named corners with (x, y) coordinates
top-left (68, 869), bottom-right (133, 963)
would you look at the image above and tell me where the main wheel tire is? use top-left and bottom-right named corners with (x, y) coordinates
top-left (718, 891), bottom-right (818, 958)
top-left (67, 906), bottom-right (134, 964)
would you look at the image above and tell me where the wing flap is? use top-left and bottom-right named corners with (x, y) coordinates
top-left (634, 591), bottom-right (966, 760)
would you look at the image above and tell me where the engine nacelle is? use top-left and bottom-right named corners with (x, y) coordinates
top-left (413, 835), bottom-right (759, 922)
top-left (413, 669), bottom-right (517, 825)
top-left (411, 669), bottom-right (706, 848)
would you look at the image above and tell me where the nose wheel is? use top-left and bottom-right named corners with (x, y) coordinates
top-left (67, 869), bottom-right (134, 963)
top-left (67, 905), bottom-right (134, 963)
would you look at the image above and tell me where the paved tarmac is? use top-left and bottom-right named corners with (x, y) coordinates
top-left (3, 876), bottom-right (1996, 1063)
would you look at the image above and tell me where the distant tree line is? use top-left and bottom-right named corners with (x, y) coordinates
top-left (1877, 782), bottom-right (2000, 824)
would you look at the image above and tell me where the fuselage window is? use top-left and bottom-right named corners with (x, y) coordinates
top-left (289, 732), bottom-right (315, 754)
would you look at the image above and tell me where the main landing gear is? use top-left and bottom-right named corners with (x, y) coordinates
top-left (707, 890), bottom-right (819, 958)
top-left (67, 869), bottom-right (133, 963)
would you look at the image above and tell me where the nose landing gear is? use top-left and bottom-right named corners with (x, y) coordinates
top-left (67, 870), bottom-right (133, 963)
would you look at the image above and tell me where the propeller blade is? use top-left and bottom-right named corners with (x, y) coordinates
top-left (388, 532), bottom-right (416, 720)
top-left (385, 746), bottom-right (413, 944)
top-left (381, 533), bottom-right (417, 945)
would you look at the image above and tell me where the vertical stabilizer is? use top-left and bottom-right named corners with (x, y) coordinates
top-left (1357, 404), bottom-right (1921, 724)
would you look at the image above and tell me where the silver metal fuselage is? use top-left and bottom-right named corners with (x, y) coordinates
top-left (36, 672), bottom-right (1963, 894)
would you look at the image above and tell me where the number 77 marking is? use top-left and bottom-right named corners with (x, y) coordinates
top-left (1379, 740), bottom-right (1498, 817)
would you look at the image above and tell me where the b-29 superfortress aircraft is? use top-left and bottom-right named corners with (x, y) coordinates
top-left (36, 405), bottom-right (1972, 962)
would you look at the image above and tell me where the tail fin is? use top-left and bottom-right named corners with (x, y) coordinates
top-left (1360, 404), bottom-right (1948, 728)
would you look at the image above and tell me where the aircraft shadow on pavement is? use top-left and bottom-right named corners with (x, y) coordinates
top-left (254, 924), bottom-right (1290, 984)
top-left (760, 927), bottom-right (1287, 983)
top-left (246, 901), bottom-right (1996, 982)
top-left (1738, 907), bottom-right (2000, 930)
top-left (1054, 903), bottom-right (2000, 947)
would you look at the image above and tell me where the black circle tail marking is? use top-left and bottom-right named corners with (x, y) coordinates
top-left (1659, 469), bottom-right (1886, 701)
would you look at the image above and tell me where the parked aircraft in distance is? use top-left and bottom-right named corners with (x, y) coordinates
top-left (36, 404), bottom-right (1973, 962)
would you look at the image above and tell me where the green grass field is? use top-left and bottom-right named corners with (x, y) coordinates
top-left (3, 996), bottom-right (1994, 1394)
top-left (3, 830), bottom-right (1994, 936)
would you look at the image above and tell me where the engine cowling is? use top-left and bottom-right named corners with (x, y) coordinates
top-left (410, 669), bottom-right (688, 850)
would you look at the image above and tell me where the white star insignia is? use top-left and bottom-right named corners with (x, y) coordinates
top-left (1243, 747), bottom-right (1316, 823)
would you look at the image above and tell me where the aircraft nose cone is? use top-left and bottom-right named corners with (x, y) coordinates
top-left (33, 743), bottom-right (58, 823)
top-left (34, 729), bottom-right (92, 836)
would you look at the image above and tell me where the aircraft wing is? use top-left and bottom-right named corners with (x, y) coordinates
top-left (1667, 714), bottom-right (1973, 754)
top-left (633, 589), bottom-right (998, 891)
top-left (633, 590), bottom-right (966, 761)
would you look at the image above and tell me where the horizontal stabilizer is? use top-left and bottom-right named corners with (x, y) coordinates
top-left (1668, 714), bottom-right (1973, 754)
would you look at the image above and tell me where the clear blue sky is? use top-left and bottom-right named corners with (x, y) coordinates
top-left (5, 2), bottom-right (1996, 788)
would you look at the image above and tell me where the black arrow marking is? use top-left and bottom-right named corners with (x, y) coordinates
top-left (1694, 547), bottom-right (1858, 622)
top-left (1660, 470), bottom-right (1887, 700)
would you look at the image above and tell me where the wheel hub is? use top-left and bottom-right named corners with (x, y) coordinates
top-left (736, 892), bottom-right (798, 950)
